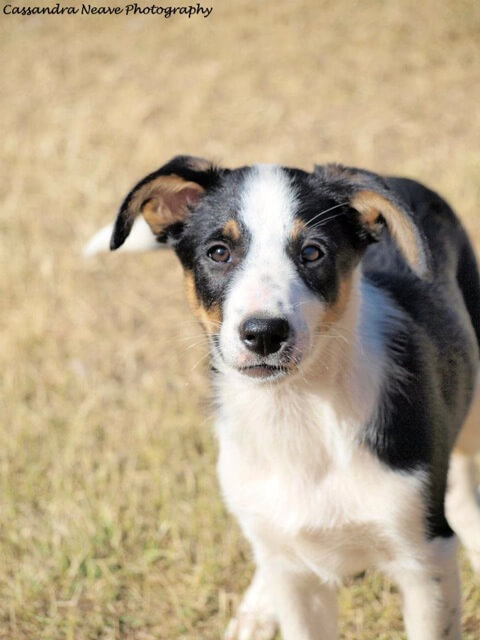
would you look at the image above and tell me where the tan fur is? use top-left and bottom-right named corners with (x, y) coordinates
top-left (184, 270), bottom-right (221, 335)
top-left (198, 303), bottom-right (222, 335)
top-left (222, 218), bottom-right (242, 242)
top-left (320, 274), bottom-right (353, 329)
top-left (290, 218), bottom-right (306, 241)
top-left (128, 175), bottom-right (204, 235)
top-left (183, 270), bottom-right (197, 309)
top-left (351, 190), bottom-right (427, 277)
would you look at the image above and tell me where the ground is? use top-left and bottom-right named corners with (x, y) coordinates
top-left (1, 1), bottom-right (479, 638)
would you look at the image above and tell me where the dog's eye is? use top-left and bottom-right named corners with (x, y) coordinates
top-left (301, 244), bottom-right (324, 263)
top-left (207, 243), bottom-right (231, 263)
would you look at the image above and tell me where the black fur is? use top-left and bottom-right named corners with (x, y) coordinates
top-left (175, 168), bottom-right (251, 311)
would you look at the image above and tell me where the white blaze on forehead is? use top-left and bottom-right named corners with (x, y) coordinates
top-left (217, 164), bottom-right (324, 371)
top-left (239, 164), bottom-right (297, 246)
top-left (232, 164), bottom-right (301, 315)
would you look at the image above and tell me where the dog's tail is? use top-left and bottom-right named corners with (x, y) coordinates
top-left (457, 233), bottom-right (480, 357)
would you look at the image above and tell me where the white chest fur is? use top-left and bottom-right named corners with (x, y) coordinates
top-left (214, 331), bottom-right (426, 583)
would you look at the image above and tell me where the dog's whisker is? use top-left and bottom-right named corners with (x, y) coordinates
top-left (190, 351), bottom-right (211, 372)
top-left (305, 201), bottom-right (349, 228)
top-left (307, 211), bottom-right (348, 230)
top-left (181, 341), bottom-right (211, 353)
top-left (177, 333), bottom-right (214, 345)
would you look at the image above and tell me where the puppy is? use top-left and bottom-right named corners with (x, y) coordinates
top-left (90, 156), bottom-right (480, 640)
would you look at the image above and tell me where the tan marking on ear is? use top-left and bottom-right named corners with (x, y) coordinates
top-left (320, 274), bottom-right (353, 329)
top-left (351, 190), bottom-right (427, 277)
top-left (183, 270), bottom-right (222, 335)
top-left (222, 218), bottom-right (241, 242)
top-left (291, 218), bottom-right (306, 241)
top-left (128, 175), bottom-right (204, 235)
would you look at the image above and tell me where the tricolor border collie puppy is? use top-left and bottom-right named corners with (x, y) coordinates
top-left (87, 156), bottom-right (480, 640)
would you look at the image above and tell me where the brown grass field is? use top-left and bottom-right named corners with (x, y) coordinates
top-left (1, 1), bottom-right (480, 638)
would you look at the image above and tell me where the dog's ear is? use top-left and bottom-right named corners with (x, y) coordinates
top-left (317, 164), bottom-right (431, 278)
top-left (110, 155), bottom-right (222, 250)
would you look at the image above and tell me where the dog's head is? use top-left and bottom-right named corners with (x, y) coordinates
top-left (107, 156), bottom-right (428, 382)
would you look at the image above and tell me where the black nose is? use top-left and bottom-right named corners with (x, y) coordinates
top-left (239, 316), bottom-right (290, 356)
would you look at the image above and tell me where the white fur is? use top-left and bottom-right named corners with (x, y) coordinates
top-left (390, 536), bottom-right (461, 640)
top-left (224, 569), bottom-right (278, 640)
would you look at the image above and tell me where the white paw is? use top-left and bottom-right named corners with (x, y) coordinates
top-left (224, 612), bottom-right (278, 640)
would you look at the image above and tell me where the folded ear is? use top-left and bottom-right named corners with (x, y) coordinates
top-left (351, 189), bottom-right (430, 278)
top-left (319, 164), bottom-right (430, 278)
top-left (110, 155), bottom-right (221, 250)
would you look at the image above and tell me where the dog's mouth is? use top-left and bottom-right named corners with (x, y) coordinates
top-left (229, 337), bottom-right (305, 380)
top-left (238, 364), bottom-right (287, 380)
top-left (237, 350), bottom-right (303, 380)
top-left (215, 336), bottom-right (304, 381)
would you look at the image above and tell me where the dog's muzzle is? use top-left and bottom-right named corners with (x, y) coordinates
top-left (236, 315), bottom-right (297, 380)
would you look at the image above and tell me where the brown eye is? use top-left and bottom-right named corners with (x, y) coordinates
top-left (207, 244), bottom-right (231, 263)
top-left (301, 244), bottom-right (324, 263)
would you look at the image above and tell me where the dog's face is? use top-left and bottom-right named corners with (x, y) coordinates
top-left (111, 156), bottom-right (428, 382)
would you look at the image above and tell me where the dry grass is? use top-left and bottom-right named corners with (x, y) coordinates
top-left (1, 1), bottom-right (480, 638)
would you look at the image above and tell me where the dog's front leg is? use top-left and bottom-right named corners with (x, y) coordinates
top-left (252, 557), bottom-right (337, 640)
top-left (266, 564), bottom-right (337, 640)
top-left (225, 561), bottom-right (337, 640)
top-left (389, 536), bottom-right (461, 640)
top-left (224, 567), bottom-right (278, 640)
